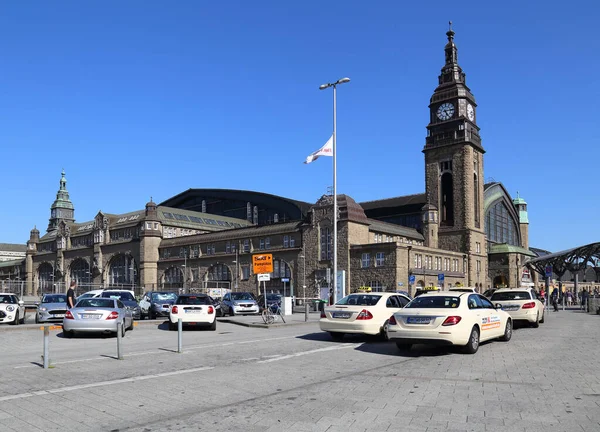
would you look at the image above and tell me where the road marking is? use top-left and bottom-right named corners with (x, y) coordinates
top-left (0, 366), bottom-right (214, 402)
top-left (13, 336), bottom-right (296, 369)
top-left (256, 343), bottom-right (360, 363)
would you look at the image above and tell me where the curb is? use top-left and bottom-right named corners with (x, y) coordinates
top-left (217, 318), bottom-right (318, 329)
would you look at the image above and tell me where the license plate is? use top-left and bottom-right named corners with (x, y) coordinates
top-left (503, 305), bottom-right (519, 311)
top-left (82, 314), bottom-right (101, 319)
top-left (185, 309), bottom-right (200, 313)
top-left (332, 312), bottom-right (351, 319)
top-left (407, 316), bottom-right (431, 324)
top-left (54, 314), bottom-right (65, 318)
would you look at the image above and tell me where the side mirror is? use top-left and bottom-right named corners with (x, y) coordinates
top-left (495, 303), bottom-right (502, 310)
top-left (18, 300), bottom-right (24, 306)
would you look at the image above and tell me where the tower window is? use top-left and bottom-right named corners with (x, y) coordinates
top-left (440, 173), bottom-right (454, 226)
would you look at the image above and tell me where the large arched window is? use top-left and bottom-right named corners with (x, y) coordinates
top-left (38, 262), bottom-right (54, 293)
top-left (205, 264), bottom-right (231, 281)
top-left (70, 259), bottom-right (91, 289)
top-left (440, 172), bottom-right (454, 225)
top-left (108, 254), bottom-right (138, 287)
top-left (271, 259), bottom-right (291, 279)
top-left (320, 226), bottom-right (332, 261)
top-left (164, 266), bottom-right (183, 285)
top-left (486, 201), bottom-right (519, 246)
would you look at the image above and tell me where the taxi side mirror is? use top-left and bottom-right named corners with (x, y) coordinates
top-left (495, 303), bottom-right (502, 310)
top-left (18, 300), bottom-right (24, 306)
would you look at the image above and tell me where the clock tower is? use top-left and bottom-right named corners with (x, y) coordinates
top-left (422, 23), bottom-right (487, 288)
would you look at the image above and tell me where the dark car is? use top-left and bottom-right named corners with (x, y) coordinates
top-left (139, 291), bottom-right (178, 319)
top-left (99, 290), bottom-right (141, 320)
top-left (257, 293), bottom-right (282, 312)
top-left (208, 296), bottom-right (223, 317)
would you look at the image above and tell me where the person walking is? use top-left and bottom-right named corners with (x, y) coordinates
top-left (581, 288), bottom-right (589, 312)
top-left (66, 280), bottom-right (76, 309)
top-left (551, 287), bottom-right (559, 312)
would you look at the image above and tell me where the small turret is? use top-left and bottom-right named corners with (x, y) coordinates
top-left (421, 203), bottom-right (439, 249)
top-left (513, 191), bottom-right (529, 249)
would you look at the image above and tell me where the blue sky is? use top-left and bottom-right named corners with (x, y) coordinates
top-left (1, 0), bottom-right (598, 252)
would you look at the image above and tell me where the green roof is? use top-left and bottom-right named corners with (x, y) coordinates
top-left (489, 244), bottom-right (536, 257)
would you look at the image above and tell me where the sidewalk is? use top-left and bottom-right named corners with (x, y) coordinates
top-left (218, 311), bottom-right (321, 328)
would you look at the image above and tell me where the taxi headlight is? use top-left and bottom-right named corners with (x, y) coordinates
top-left (39, 307), bottom-right (47, 312)
top-left (6, 305), bottom-right (15, 312)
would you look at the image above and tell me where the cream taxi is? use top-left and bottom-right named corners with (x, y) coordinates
top-left (489, 288), bottom-right (545, 327)
top-left (386, 291), bottom-right (512, 354)
top-left (319, 292), bottom-right (412, 340)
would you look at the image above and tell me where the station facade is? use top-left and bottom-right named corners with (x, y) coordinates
top-left (16, 28), bottom-right (539, 299)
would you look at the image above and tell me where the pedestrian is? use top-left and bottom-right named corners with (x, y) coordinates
top-left (67, 280), bottom-right (76, 309)
top-left (581, 288), bottom-right (589, 312)
top-left (551, 287), bottom-right (559, 312)
top-left (567, 290), bottom-right (573, 307)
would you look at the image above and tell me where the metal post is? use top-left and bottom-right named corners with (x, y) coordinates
top-left (177, 318), bottom-right (183, 353)
top-left (560, 279), bottom-right (565, 311)
top-left (234, 247), bottom-right (239, 291)
top-left (43, 325), bottom-right (49, 369)
top-left (332, 83), bottom-right (338, 305)
top-left (116, 322), bottom-right (123, 360)
top-left (264, 281), bottom-right (268, 311)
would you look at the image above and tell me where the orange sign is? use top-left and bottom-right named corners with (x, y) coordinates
top-left (252, 253), bottom-right (273, 274)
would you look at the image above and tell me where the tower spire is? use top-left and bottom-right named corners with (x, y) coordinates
top-left (47, 169), bottom-right (75, 232)
top-left (444, 20), bottom-right (458, 67)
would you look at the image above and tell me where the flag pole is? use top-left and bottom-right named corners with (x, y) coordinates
top-left (333, 84), bottom-right (337, 305)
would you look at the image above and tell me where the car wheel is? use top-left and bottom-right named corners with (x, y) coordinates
top-left (121, 322), bottom-right (126, 337)
top-left (64, 330), bottom-right (73, 338)
top-left (230, 308), bottom-right (235, 317)
top-left (148, 310), bottom-right (155, 320)
top-left (380, 320), bottom-right (390, 341)
top-left (531, 313), bottom-right (540, 328)
top-left (11, 312), bottom-right (19, 326)
top-left (209, 319), bottom-right (216, 331)
top-left (20, 312), bottom-right (25, 324)
top-left (539, 311), bottom-right (545, 324)
top-left (500, 319), bottom-right (512, 342)
top-left (463, 326), bottom-right (480, 354)
top-left (395, 342), bottom-right (412, 351)
top-left (128, 318), bottom-right (134, 331)
top-left (168, 321), bottom-right (177, 331)
top-left (329, 332), bottom-right (344, 341)
top-left (35, 314), bottom-right (40, 324)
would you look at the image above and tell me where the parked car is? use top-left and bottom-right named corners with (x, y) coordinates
top-left (36, 293), bottom-right (68, 323)
top-left (257, 293), bottom-right (282, 312)
top-left (221, 292), bottom-right (260, 316)
top-left (319, 292), bottom-right (411, 340)
top-left (208, 296), bottom-right (223, 317)
top-left (98, 290), bottom-right (141, 320)
top-left (75, 289), bottom-right (105, 302)
top-left (386, 291), bottom-right (512, 354)
top-left (139, 291), bottom-right (178, 319)
top-left (168, 294), bottom-right (216, 331)
top-left (489, 288), bottom-right (545, 327)
top-left (63, 297), bottom-right (134, 337)
top-left (0, 293), bottom-right (25, 325)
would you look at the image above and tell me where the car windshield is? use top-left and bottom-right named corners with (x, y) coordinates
top-left (0, 295), bottom-right (17, 304)
top-left (42, 295), bottom-right (67, 304)
top-left (491, 291), bottom-right (531, 301)
top-left (151, 292), bottom-right (177, 302)
top-left (76, 298), bottom-right (115, 308)
top-left (266, 294), bottom-right (281, 301)
top-left (100, 291), bottom-right (135, 301)
top-left (231, 293), bottom-right (254, 301)
top-left (177, 296), bottom-right (210, 305)
top-left (336, 294), bottom-right (382, 306)
top-left (405, 296), bottom-right (460, 308)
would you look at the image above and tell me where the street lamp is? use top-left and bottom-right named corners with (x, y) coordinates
top-left (319, 77), bottom-right (350, 304)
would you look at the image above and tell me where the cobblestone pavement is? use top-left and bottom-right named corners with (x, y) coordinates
top-left (1, 308), bottom-right (599, 431)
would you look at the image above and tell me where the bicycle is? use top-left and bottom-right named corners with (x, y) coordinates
top-left (261, 304), bottom-right (286, 325)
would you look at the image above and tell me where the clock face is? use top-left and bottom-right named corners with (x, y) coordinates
top-left (436, 102), bottom-right (455, 121)
top-left (467, 104), bottom-right (475, 121)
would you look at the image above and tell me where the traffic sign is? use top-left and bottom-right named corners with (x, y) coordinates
top-left (252, 254), bottom-right (273, 274)
top-left (408, 275), bottom-right (416, 284)
top-left (281, 278), bottom-right (290, 282)
top-left (438, 273), bottom-right (445, 282)
top-left (258, 273), bottom-right (271, 282)
top-left (545, 266), bottom-right (553, 278)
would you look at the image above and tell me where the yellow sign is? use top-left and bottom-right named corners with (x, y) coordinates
top-left (252, 253), bottom-right (273, 274)
top-left (40, 325), bottom-right (62, 331)
top-left (357, 286), bottom-right (372, 292)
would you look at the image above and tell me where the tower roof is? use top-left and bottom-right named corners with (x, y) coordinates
top-left (51, 169), bottom-right (74, 211)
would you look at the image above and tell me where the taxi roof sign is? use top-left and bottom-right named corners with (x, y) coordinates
top-left (252, 254), bottom-right (273, 274)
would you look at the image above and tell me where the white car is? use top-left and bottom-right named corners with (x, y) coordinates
top-left (168, 294), bottom-right (216, 331)
top-left (489, 288), bottom-right (545, 327)
top-left (319, 292), bottom-right (412, 340)
top-left (0, 293), bottom-right (25, 325)
top-left (386, 291), bottom-right (512, 354)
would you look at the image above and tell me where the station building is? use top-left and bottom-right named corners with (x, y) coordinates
top-left (15, 28), bottom-right (538, 299)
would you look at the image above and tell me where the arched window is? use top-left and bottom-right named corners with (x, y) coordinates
top-left (368, 281), bottom-right (385, 292)
top-left (440, 172), bottom-right (454, 225)
top-left (474, 173), bottom-right (480, 228)
top-left (165, 266), bottom-right (183, 284)
top-left (108, 254), bottom-right (138, 287)
top-left (38, 262), bottom-right (54, 293)
top-left (70, 259), bottom-right (91, 289)
top-left (271, 259), bottom-right (291, 279)
top-left (320, 226), bottom-right (332, 261)
top-left (485, 201), bottom-right (519, 246)
top-left (205, 264), bottom-right (231, 281)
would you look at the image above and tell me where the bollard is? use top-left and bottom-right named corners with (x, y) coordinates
top-left (305, 302), bottom-right (309, 322)
top-left (43, 325), bottom-right (49, 369)
top-left (177, 318), bottom-right (183, 353)
top-left (116, 322), bottom-right (123, 360)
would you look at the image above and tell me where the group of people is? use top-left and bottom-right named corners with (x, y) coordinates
top-left (537, 285), bottom-right (593, 312)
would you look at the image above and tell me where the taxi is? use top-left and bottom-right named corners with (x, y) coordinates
top-left (489, 288), bottom-right (545, 328)
top-left (386, 291), bottom-right (512, 354)
top-left (319, 291), bottom-right (411, 340)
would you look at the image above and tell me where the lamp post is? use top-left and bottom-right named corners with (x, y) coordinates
top-left (299, 248), bottom-right (308, 321)
top-left (319, 77), bottom-right (350, 304)
top-left (181, 249), bottom-right (188, 294)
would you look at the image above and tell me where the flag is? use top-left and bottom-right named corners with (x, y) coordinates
top-left (304, 135), bottom-right (333, 164)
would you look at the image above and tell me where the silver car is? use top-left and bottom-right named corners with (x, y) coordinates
top-left (221, 292), bottom-right (260, 316)
top-left (36, 294), bottom-right (68, 323)
top-left (62, 298), bottom-right (133, 338)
